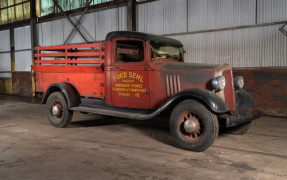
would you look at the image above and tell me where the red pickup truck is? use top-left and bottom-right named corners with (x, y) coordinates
top-left (32, 31), bottom-right (261, 152)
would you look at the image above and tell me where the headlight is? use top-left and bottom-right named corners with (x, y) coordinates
top-left (234, 76), bottom-right (244, 90)
top-left (212, 76), bottom-right (226, 91)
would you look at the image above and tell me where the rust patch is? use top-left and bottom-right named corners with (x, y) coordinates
top-left (12, 72), bottom-right (33, 97)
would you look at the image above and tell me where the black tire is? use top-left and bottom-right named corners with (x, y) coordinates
top-left (46, 92), bottom-right (73, 128)
top-left (225, 122), bottom-right (251, 135)
top-left (170, 99), bottom-right (219, 152)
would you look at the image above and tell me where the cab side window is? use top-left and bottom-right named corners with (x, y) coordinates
top-left (116, 40), bottom-right (144, 63)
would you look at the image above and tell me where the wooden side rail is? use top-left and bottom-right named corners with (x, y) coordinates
top-left (34, 42), bottom-right (105, 65)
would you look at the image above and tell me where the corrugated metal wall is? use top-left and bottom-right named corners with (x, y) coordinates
top-left (258, 0), bottom-right (287, 23)
top-left (14, 26), bottom-right (32, 72)
top-left (168, 24), bottom-right (287, 67)
top-left (38, 6), bottom-right (127, 46)
top-left (1, 0), bottom-right (287, 77)
top-left (137, 0), bottom-right (257, 34)
top-left (137, 0), bottom-right (287, 67)
top-left (0, 30), bottom-right (11, 78)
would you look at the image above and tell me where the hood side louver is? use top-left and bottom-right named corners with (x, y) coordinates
top-left (166, 75), bottom-right (181, 97)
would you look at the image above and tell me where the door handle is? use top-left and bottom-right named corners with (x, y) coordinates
top-left (106, 66), bottom-right (119, 70)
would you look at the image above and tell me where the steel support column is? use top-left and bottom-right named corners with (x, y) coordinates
top-left (127, 0), bottom-right (136, 31)
top-left (30, 0), bottom-right (38, 97)
top-left (30, 0), bottom-right (38, 62)
top-left (10, 29), bottom-right (15, 73)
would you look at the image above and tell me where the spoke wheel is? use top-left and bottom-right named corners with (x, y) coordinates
top-left (46, 92), bottom-right (73, 128)
top-left (50, 100), bottom-right (64, 121)
top-left (170, 99), bottom-right (219, 152)
top-left (178, 111), bottom-right (204, 141)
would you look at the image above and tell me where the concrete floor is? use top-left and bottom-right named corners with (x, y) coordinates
top-left (0, 95), bottom-right (286, 180)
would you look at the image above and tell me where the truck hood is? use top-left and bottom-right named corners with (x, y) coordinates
top-left (150, 61), bottom-right (234, 112)
top-left (152, 61), bottom-right (232, 94)
top-left (152, 61), bottom-right (219, 71)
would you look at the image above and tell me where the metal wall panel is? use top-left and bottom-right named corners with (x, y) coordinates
top-left (168, 31), bottom-right (233, 65)
top-left (14, 26), bottom-right (31, 51)
top-left (163, 0), bottom-right (187, 34)
top-left (168, 24), bottom-right (287, 67)
top-left (0, 53), bottom-right (11, 78)
top-left (0, 73), bottom-right (11, 78)
top-left (34, 0), bottom-right (287, 68)
top-left (188, 0), bottom-right (256, 31)
top-left (51, 19), bottom-right (65, 45)
top-left (15, 51), bottom-right (32, 72)
top-left (0, 30), bottom-right (10, 52)
top-left (38, 6), bottom-right (126, 43)
top-left (137, 0), bottom-right (256, 34)
top-left (137, 0), bottom-right (164, 34)
top-left (63, 16), bottom-right (81, 44)
top-left (118, 6), bottom-right (128, 32)
top-left (258, 0), bottom-right (287, 24)
top-left (95, 8), bottom-right (119, 41)
top-left (232, 25), bottom-right (287, 67)
top-left (64, 13), bottom-right (96, 44)
top-left (0, 30), bottom-right (11, 78)
top-left (90, 6), bottom-right (126, 42)
top-left (38, 21), bottom-right (52, 46)
top-left (38, 20), bottom-right (64, 46)
top-left (0, 53), bottom-right (11, 71)
top-left (233, 0), bottom-right (256, 26)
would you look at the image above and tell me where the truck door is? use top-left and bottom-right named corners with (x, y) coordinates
top-left (109, 39), bottom-right (150, 109)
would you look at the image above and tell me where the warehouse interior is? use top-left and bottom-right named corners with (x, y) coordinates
top-left (0, 0), bottom-right (287, 179)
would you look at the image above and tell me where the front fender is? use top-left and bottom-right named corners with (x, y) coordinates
top-left (136, 88), bottom-right (229, 120)
top-left (168, 88), bottom-right (230, 114)
top-left (235, 89), bottom-right (255, 115)
top-left (41, 82), bottom-right (80, 108)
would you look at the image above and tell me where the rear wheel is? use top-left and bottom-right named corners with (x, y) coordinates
top-left (169, 99), bottom-right (219, 152)
top-left (46, 92), bottom-right (73, 128)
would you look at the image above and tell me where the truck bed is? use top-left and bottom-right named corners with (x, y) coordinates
top-left (31, 43), bottom-right (105, 98)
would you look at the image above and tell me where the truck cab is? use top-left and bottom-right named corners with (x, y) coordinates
top-left (32, 31), bottom-right (261, 152)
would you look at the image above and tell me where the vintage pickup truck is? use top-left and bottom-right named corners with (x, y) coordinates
top-left (32, 31), bottom-right (261, 152)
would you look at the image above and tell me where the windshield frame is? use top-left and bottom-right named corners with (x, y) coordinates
top-left (149, 40), bottom-right (184, 63)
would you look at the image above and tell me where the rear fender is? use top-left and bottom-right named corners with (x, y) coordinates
top-left (42, 82), bottom-right (80, 108)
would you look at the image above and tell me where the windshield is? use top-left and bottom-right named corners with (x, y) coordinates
top-left (150, 41), bottom-right (183, 62)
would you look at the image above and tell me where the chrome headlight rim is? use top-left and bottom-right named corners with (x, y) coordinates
top-left (212, 75), bottom-right (226, 91)
top-left (234, 76), bottom-right (244, 90)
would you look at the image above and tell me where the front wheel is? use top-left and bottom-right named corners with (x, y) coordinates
top-left (170, 99), bottom-right (219, 152)
top-left (46, 92), bottom-right (73, 128)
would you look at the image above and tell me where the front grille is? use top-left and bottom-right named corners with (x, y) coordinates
top-left (223, 70), bottom-right (235, 112)
top-left (166, 75), bottom-right (181, 97)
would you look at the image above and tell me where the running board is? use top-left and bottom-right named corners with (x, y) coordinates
top-left (70, 105), bottom-right (155, 120)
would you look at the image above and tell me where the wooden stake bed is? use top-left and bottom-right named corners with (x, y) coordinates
top-left (32, 43), bottom-right (105, 98)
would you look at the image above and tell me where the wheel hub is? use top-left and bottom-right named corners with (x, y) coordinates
top-left (178, 111), bottom-right (203, 141)
top-left (52, 105), bottom-right (60, 116)
top-left (184, 119), bottom-right (197, 133)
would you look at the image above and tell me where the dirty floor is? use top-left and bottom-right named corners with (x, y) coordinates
top-left (0, 95), bottom-right (286, 180)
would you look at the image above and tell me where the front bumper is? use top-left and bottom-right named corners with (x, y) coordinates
top-left (220, 112), bottom-right (262, 128)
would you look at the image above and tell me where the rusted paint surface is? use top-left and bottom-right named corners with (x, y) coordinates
top-left (36, 72), bottom-right (104, 98)
top-left (223, 70), bottom-right (235, 113)
top-left (12, 72), bottom-right (32, 97)
top-left (32, 32), bottom-right (237, 113)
